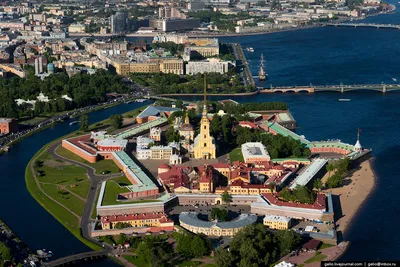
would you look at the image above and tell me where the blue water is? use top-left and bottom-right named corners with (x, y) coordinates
top-left (1, 2), bottom-right (400, 264)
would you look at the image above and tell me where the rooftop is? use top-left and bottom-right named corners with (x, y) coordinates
top-left (179, 212), bottom-right (257, 229)
top-left (263, 215), bottom-right (292, 223)
top-left (289, 158), bottom-right (328, 189)
top-left (113, 151), bottom-right (158, 193)
top-left (136, 105), bottom-right (180, 119)
top-left (242, 142), bottom-right (270, 158)
top-left (115, 117), bottom-right (168, 140)
top-left (97, 138), bottom-right (128, 148)
top-left (0, 118), bottom-right (14, 123)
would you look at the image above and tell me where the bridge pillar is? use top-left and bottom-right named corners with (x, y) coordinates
top-left (340, 83), bottom-right (344, 93)
top-left (383, 84), bottom-right (387, 93)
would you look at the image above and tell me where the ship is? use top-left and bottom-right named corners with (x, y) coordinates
top-left (338, 99), bottom-right (351, 102)
top-left (69, 121), bottom-right (79, 126)
top-left (258, 53), bottom-right (267, 81)
top-left (246, 47), bottom-right (254, 52)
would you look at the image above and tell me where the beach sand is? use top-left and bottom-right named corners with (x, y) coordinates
top-left (322, 159), bottom-right (376, 234)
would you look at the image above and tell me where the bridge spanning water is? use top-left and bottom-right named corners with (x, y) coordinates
top-left (41, 250), bottom-right (108, 267)
top-left (259, 83), bottom-right (400, 93)
top-left (326, 23), bottom-right (400, 30)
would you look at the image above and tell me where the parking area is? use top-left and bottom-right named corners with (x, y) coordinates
top-left (291, 220), bottom-right (331, 233)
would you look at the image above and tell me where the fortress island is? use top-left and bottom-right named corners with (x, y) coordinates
top-left (27, 75), bottom-right (374, 267)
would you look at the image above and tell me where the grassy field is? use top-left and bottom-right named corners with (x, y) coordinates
top-left (56, 146), bottom-right (122, 174)
top-left (101, 179), bottom-right (131, 206)
top-left (318, 242), bottom-right (335, 250)
top-left (122, 255), bottom-right (150, 267)
top-left (304, 252), bottom-right (327, 264)
top-left (68, 181), bottom-right (91, 199)
top-left (178, 260), bottom-right (201, 267)
top-left (41, 184), bottom-right (85, 215)
top-left (229, 147), bottom-right (244, 163)
top-left (25, 151), bottom-right (101, 251)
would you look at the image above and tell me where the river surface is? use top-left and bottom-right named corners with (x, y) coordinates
top-left (1, 2), bottom-right (400, 264)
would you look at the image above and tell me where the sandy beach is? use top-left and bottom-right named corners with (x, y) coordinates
top-left (322, 159), bottom-right (376, 234)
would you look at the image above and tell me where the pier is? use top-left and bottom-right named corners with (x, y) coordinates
top-left (260, 83), bottom-right (400, 93)
top-left (326, 23), bottom-right (400, 30)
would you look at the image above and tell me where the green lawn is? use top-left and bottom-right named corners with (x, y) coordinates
top-left (101, 179), bottom-right (131, 206)
top-left (122, 255), bottom-right (150, 267)
top-left (304, 252), bottom-right (327, 264)
top-left (68, 181), bottom-right (91, 199)
top-left (101, 178), bottom-right (162, 206)
top-left (178, 260), bottom-right (201, 267)
top-left (318, 242), bottom-right (335, 250)
top-left (25, 154), bottom-right (101, 251)
top-left (56, 146), bottom-right (122, 174)
top-left (41, 184), bottom-right (85, 216)
top-left (91, 188), bottom-right (100, 220)
top-left (201, 264), bottom-right (217, 267)
top-left (229, 147), bottom-right (244, 163)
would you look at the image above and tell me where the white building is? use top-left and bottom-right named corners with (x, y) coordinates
top-left (241, 142), bottom-right (270, 163)
top-left (186, 59), bottom-right (231, 74)
top-left (137, 136), bottom-right (155, 148)
top-left (137, 146), bottom-right (151, 159)
top-left (274, 261), bottom-right (295, 267)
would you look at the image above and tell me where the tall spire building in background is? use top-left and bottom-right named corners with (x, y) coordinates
top-left (194, 74), bottom-right (216, 159)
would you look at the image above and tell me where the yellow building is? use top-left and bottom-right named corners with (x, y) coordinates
top-left (160, 58), bottom-right (184, 75)
top-left (179, 212), bottom-right (257, 237)
top-left (179, 114), bottom-right (195, 142)
top-left (263, 215), bottom-right (291, 230)
top-left (101, 212), bottom-right (174, 230)
top-left (193, 75), bottom-right (216, 159)
top-left (113, 61), bottom-right (161, 75)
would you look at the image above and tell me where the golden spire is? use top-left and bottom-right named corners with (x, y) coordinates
top-left (203, 73), bottom-right (207, 115)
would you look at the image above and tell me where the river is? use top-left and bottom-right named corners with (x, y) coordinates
top-left (2, 2), bottom-right (400, 264)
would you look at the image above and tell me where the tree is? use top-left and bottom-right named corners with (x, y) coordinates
top-left (0, 241), bottom-right (12, 261)
top-left (110, 114), bottom-right (123, 130)
top-left (79, 114), bottom-right (89, 131)
top-left (273, 230), bottom-right (301, 256)
top-left (326, 163), bottom-right (335, 178)
top-left (326, 172), bottom-right (343, 188)
top-left (191, 235), bottom-right (209, 257)
top-left (215, 224), bottom-right (301, 267)
top-left (165, 126), bottom-right (180, 142)
top-left (175, 100), bottom-right (183, 109)
top-left (313, 179), bottom-right (323, 191)
top-left (116, 233), bottom-right (127, 245)
top-left (215, 247), bottom-right (234, 267)
top-left (221, 191), bottom-right (232, 205)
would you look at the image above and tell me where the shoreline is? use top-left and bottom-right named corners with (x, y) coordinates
top-left (68, 6), bottom-right (395, 39)
top-left (322, 159), bottom-right (377, 235)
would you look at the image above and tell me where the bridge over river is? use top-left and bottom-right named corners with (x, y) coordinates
top-left (259, 83), bottom-right (400, 93)
top-left (326, 23), bottom-right (400, 30)
top-left (41, 250), bottom-right (109, 267)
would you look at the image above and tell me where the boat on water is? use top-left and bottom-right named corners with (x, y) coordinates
top-left (69, 121), bottom-right (79, 126)
top-left (258, 53), bottom-right (268, 81)
top-left (135, 99), bottom-right (147, 103)
top-left (246, 47), bottom-right (254, 52)
top-left (36, 249), bottom-right (53, 259)
top-left (338, 99), bottom-right (351, 102)
top-left (392, 77), bottom-right (397, 82)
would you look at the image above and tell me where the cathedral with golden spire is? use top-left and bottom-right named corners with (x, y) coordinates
top-left (193, 74), bottom-right (216, 159)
